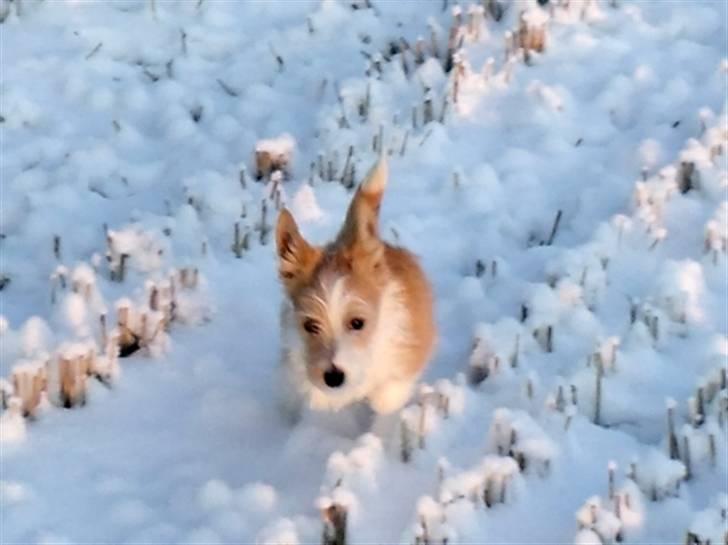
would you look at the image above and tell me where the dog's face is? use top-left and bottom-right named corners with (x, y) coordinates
top-left (275, 159), bottom-right (390, 399)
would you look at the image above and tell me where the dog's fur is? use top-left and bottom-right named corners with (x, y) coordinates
top-left (275, 157), bottom-right (436, 421)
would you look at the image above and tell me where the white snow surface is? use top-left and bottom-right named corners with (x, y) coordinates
top-left (1, 0), bottom-right (727, 543)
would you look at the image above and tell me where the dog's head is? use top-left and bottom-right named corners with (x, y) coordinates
top-left (275, 158), bottom-right (392, 398)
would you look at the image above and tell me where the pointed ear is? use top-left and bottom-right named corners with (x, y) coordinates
top-left (275, 209), bottom-right (321, 293)
top-left (337, 156), bottom-right (388, 254)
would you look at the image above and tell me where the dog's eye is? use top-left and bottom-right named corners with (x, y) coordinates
top-left (303, 319), bottom-right (320, 335)
top-left (349, 318), bottom-right (365, 331)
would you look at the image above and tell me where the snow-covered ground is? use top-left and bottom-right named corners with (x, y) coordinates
top-left (1, 0), bottom-right (727, 543)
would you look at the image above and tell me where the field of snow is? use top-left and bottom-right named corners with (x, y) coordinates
top-left (1, 0), bottom-right (727, 543)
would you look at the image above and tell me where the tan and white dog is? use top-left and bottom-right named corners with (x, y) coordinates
top-left (275, 157), bottom-right (436, 425)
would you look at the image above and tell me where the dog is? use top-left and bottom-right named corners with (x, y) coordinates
top-left (274, 157), bottom-right (436, 427)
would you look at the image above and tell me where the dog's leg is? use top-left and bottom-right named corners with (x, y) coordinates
top-left (368, 379), bottom-right (414, 415)
top-left (368, 379), bottom-right (415, 451)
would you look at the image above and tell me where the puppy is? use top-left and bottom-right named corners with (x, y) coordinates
top-left (274, 157), bottom-right (436, 425)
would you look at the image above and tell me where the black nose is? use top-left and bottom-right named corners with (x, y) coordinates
top-left (323, 366), bottom-right (345, 388)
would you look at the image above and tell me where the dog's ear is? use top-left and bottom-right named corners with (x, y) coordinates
top-left (275, 209), bottom-right (321, 293)
top-left (337, 156), bottom-right (388, 261)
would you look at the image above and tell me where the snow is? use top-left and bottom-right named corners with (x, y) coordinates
top-left (574, 528), bottom-right (603, 545)
top-left (256, 517), bottom-right (300, 545)
top-left (236, 482), bottom-right (278, 516)
top-left (0, 397), bottom-right (26, 444)
top-left (255, 133), bottom-right (296, 157)
top-left (0, 479), bottom-right (31, 506)
top-left (198, 479), bottom-right (234, 512)
top-left (522, 7), bottom-right (549, 28)
top-left (1, 0), bottom-right (727, 543)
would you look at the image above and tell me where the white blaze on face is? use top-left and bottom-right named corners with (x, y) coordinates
top-left (324, 274), bottom-right (412, 397)
top-left (321, 276), bottom-right (370, 394)
top-left (283, 267), bottom-right (412, 411)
